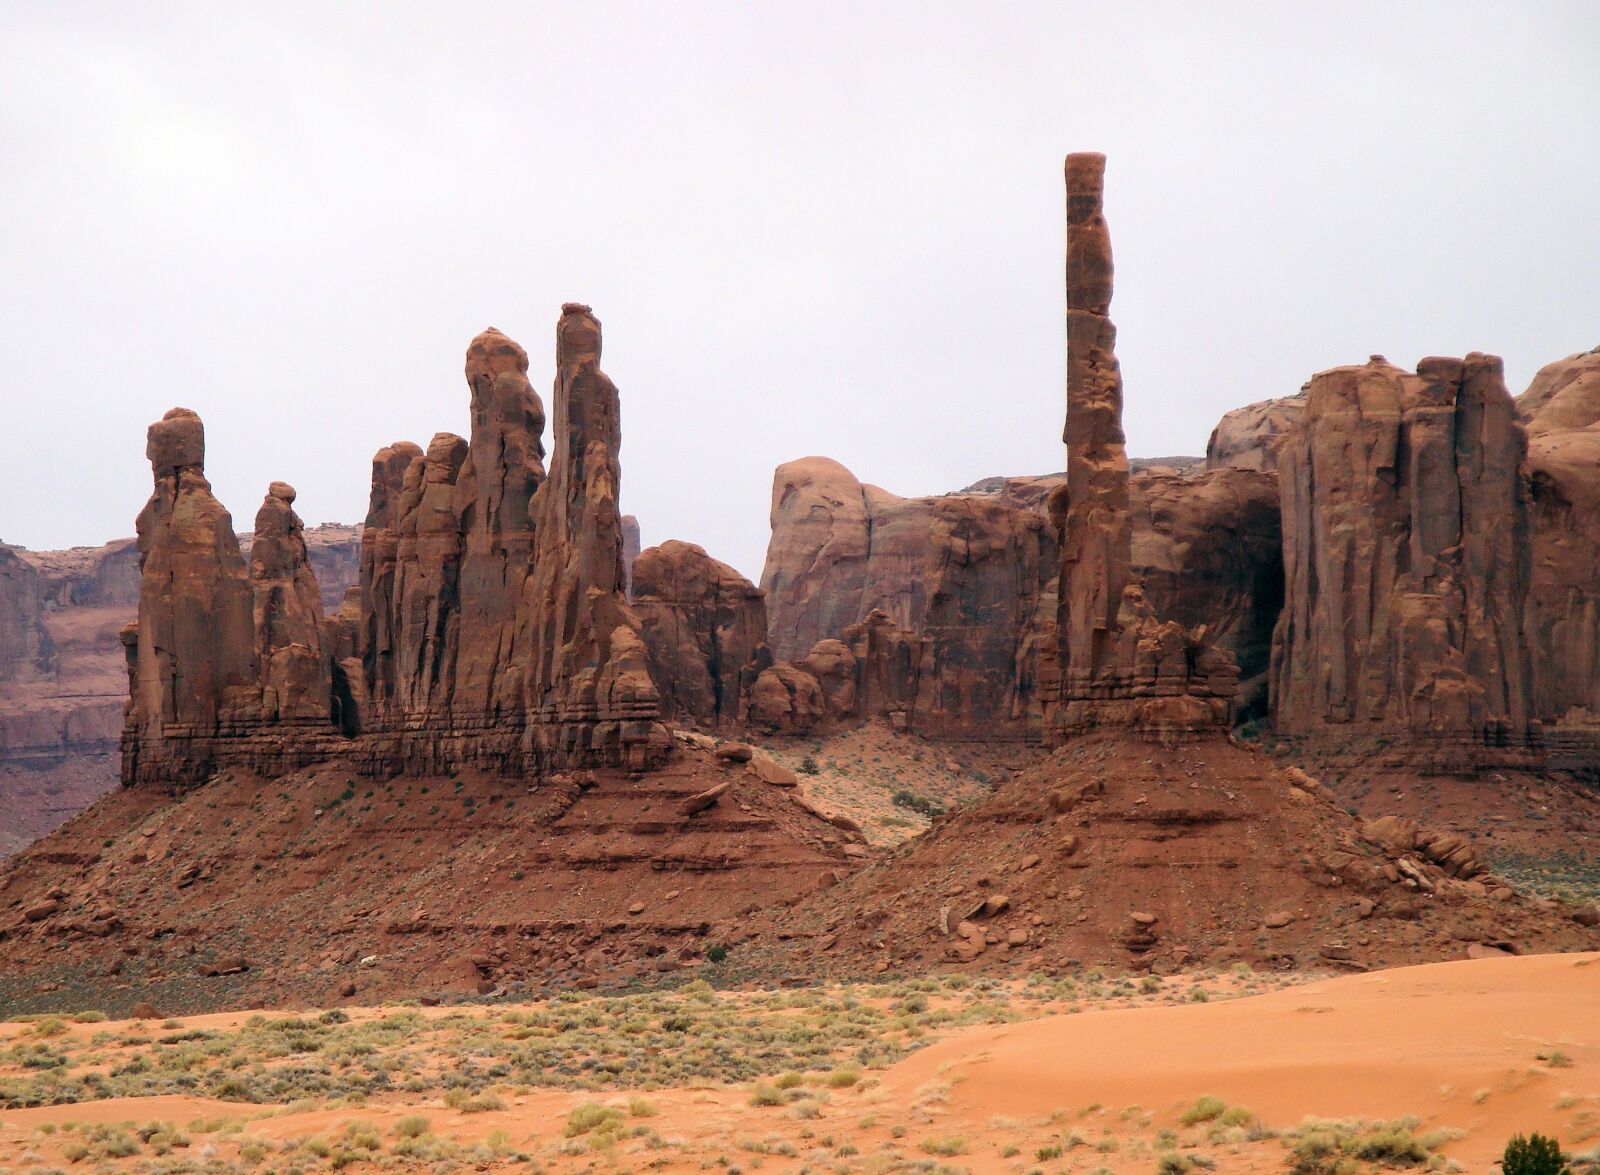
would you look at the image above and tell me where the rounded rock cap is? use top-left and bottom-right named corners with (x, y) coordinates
top-left (147, 407), bottom-right (205, 477)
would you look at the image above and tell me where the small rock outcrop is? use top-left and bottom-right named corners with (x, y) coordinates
top-left (1271, 354), bottom-right (1539, 767)
top-left (633, 540), bottom-right (770, 728)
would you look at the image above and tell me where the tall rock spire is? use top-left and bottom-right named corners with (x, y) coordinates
top-left (520, 304), bottom-right (668, 769)
top-left (1059, 151), bottom-right (1133, 687)
top-left (1047, 154), bottom-right (1238, 742)
top-left (122, 409), bottom-right (261, 783)
top-left (454, 328), bottom-right (546, 714)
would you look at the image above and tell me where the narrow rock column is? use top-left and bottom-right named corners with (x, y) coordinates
top-left (1059, 151), bottom-right (1133, 689)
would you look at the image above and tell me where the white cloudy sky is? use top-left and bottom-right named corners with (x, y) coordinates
top-left (2, 2), bottom-right (1597, 579)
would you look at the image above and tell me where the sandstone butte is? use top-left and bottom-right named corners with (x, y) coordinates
top-left (0, 157), bottom-right (1597, 1014)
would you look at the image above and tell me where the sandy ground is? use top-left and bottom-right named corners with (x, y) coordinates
top-left (2, 953), bottom-right (1595, 1172)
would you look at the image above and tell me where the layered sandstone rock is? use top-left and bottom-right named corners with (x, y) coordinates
top-left (632, 540), bottom-right (769, 727)
top-left (1271, 355), bottom-right (1538, 766)
top-left (1520, 347), bottom-right (1600, 740)
top-left (757, 455), bottom-right (1283, 737)
top-left (3, 524), bottom-right (363, 851)
top-left (1205, 396), bottom-right (1304, 472)
top-left (1045, 152), bottom-right (1237, 741)
top-left (0, 546), bottom-right (54, 685)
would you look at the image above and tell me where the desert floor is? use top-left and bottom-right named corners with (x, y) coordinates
top-left (1, 952), bottom-right (1595, 1173)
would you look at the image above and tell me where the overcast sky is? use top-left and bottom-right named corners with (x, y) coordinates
top-left (2, 3), bottom-right (1596, 580)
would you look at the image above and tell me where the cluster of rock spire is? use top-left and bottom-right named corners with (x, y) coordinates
top-left (120, 305), bottom-right (666, 787)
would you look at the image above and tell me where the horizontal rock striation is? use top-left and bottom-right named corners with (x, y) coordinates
top-left (1270, 354), bottom-right (1540, 769)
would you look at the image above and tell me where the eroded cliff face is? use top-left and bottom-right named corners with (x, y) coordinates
top-left (0, 547), bottom-right (54, 687)
top-left (120, 307), bottom-right (666, 788)
top-left (1270, 355), bottom-right (1538, 767)
top-left (633, 540), bottom-right (770, 727)
top-left (1521, 347), bottom-right (1600, 741)
top-left (754, 465), bottom-right (1061, 740)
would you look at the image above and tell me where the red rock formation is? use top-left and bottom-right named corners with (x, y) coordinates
top-left (387, 431), bottom-right (469, 718)
top-left (1129, 467), bottom-right (1283, 716)
top-left (754, 470), bottom-right (1061, 740)
top-left (248, 482), bottom-right (331, 723)
top-left (1271, 355), bottom-right (1539, 767)
top-left (1520, 347), bottom-right (1600, 743)
top-left (754, 452), bottom-right (1280, 738)
top-left (517, 304), bottom-right (668, 770)
top-left (1056, 152), bottom-right (1133, 695)
top-left (1205, 396), bottom-right (1304, 472)
top-left (357, 440), bottom-right (423, 720)
top-left (116, 308), bottom-right (665, 787)
top-left (632, 540), bottom-right (769, 728)
top-left (1045, 153), bottom-right (1237, 742)
top-left (454, 328), bottom-right (545, 716)
top-left (3, 523), bottom-right (364, 852)
top-left (121, 409), bottom-right (262, 786)
top-left (760, 457), bottom-right (873, 661)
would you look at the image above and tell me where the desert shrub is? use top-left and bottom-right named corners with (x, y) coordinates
top-left (564, 1102), bottom-right (624, 1137)
top-left (891, 790), bottom-right (944, 818)
top-left (1180, 1095), bottom-right (1227, 1126)
top-left (1502, 1132), bottom-right (1569, 1175)
top-left (706, 945), bottom-right (729, 964)
top-left (443, 1088), bottom-right (505, 1113)
top-left (1354, 1125), bottom-right (1429, 1164)
top-left (827, 1064), bottom-right (861, 1088)
top-left (799, 756), bottom-right (820, 775)
top-left (393, 1114), bottom-right (430, 1138)
top-left (919, 1135), bottom-right (968, 1156)
top-left (749, 1083), bottom-right (784, 1107)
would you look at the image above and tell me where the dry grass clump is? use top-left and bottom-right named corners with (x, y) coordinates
top-left (1287, 1116), bottom-right (1459, 1174)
